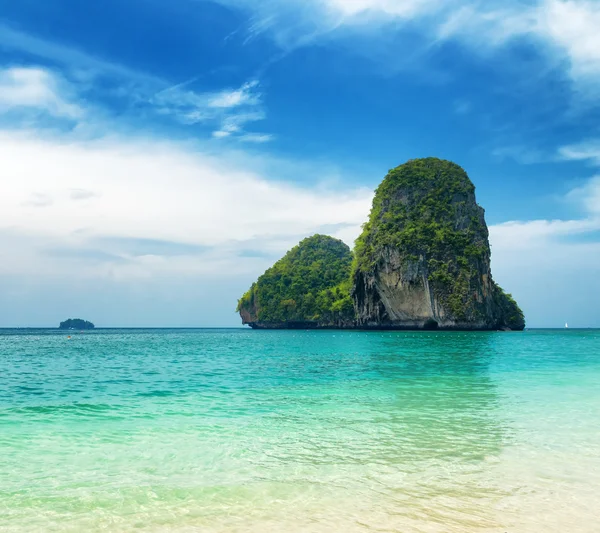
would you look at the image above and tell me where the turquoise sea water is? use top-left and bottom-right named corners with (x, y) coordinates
top-left (1, 329), bottom-right (599, 532)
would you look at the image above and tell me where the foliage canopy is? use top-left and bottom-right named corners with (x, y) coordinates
top-left (59, 318), bottom-right (95, 330)
top-left (237, 235), bottom-right (354, 325)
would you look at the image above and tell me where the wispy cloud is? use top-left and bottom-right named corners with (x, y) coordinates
top-left (239, 133), bottom-right (274, 143)
top-left (326, 0), bottom-right (443, 18)
top-left (0, 25), bottom-right (271, 140)
top-left (559, 139), bottom-right (600, 165)
top-left (152, 79), bottom-right (268, 138)
top-left (558, 136), bottom-right (600, 213)
top-left (491, 217), bottom-right (600, 250)
top-left (208, 80), bottom-right (260, 108)
top-left (216, 0), bottom-right (600, 100)
top-left (212, 130), bottom-right (231, 139)
top-left (496, 135), bottom-right (600, 167)
top-left (0, 67), bottom-right (83, 119)
top-left (153, 80), bottom-right (262, 118)
top-left (492, 145), bottom-right (549, 165)
top-left (0, 23), bottom-right (155, 83)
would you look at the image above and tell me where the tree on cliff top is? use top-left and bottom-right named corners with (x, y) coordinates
top-left (237, 234), bottom-right (353, 324)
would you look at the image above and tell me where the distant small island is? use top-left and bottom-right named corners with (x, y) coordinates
top-left (59, 318), bottom-right (95, 330)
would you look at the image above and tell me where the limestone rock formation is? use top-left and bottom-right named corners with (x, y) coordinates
top-left (238, 158), bottom-right (525, 331)
top-left (352, 158), bottom-right (524, 330)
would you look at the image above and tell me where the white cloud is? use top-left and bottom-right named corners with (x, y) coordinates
top-left (217, 0), bottom-right (600, 97)
top-left (325, 0), bottom-right (444, 19)
top-left (492, 145), bottom-right (548, 165)
top-left (0, 25), bottom-right (269, 139)
top-left (0, 61), bottom-right (268, 142)
top-left (212, 130), bottom-right (231, 139)
top-left (559, 139), bottom-right (600, 165)
top-left (567, 175), bottom-right (600, 215)
top-left (322, 0), bottom-right (600, 82)
top-left (489, 230), bottom-right (600, 328)
top-left (239, 133), bottom-right (274, 143)
top-left (0, 67), bottom-right (82, 118)
top-left (215, 129), bottom-right (273, 142)
top-left (558, 141), bottom-right (600, 212)
top-left (0, 103), bottom-right (368, 326)
top-left (489, 166), bottom-right (600, 249)
top-left (538, 0), bottom-right (600, 82)
top-left (0, 130), bottom-right (372, 283)
top-left (153, 81), bottom-right (262, 120)
top-left (488, 172), bottom-right (600, 327)
top-left (490, 217), bottom-right (600, 251)
top-left (208, 80), bottom-right (260, 108)
top-left (152, 79), bottom-right (266, 137)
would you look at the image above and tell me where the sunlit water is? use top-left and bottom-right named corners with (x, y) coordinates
top-left (1, 329), bottom-right (599, 532)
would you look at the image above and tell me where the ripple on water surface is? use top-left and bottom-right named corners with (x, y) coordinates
top-left (1, 328), bottom-right (599, 532)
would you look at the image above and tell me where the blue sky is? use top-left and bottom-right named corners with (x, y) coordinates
top-left (1, 0), bottom-right (599, 327)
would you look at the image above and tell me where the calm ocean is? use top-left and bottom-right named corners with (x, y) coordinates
top-left (1, 329), bottom-right (599, 532)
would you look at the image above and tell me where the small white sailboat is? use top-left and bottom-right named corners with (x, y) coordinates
top-left (565, 322), bottom-right (569, 329)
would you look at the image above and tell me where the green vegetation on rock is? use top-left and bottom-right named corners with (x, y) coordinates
top-left (355, 158), bottom-right (483, 270)
top-left (493, 283), bottom-right (526, 331)
top-left (59, 318), bottom-right (95, 330)
top-left (237, 235), bottom-right (354, 326)
top-left (354, 158), bottom-right (486, 268)
top-left (238, 158), bottom-right (525, 330)
top-left (354, 158), bottom-right (522, 326)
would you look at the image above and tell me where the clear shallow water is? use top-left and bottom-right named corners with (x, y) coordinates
top-left (1, 329), bottom-right (599, 533)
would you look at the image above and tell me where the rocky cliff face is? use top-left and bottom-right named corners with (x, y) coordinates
top-left (352, 158), bottom-right (524, 330)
